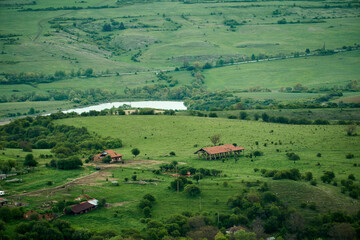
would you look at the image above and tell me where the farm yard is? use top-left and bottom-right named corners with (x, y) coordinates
top-left (0, 0), bottom-right (360, 239)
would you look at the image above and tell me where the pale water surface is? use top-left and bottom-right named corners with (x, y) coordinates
top-left (62, 101), bottom-right (187, 114)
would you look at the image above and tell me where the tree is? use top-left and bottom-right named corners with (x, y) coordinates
top-left (119, 22), bottom-right (126, 30)
top-left (102, 23), bottom-right (112, 31)
top-left (131, 148), bottom-right (140, 158)
top-left (143, 206), bottom-right (151, 218)
top-left (346, 125), bottom-right (357, 136)
top-left (143, 194), bottom-right (156, 202)
top-left (233, 230), bottom-right (257, 240)
top-left (239, 111), bottom-right (248, 120)
top-left (321, 171), bottom-right (335, 183)
top-left (184, 184), bottom-right (201, 197)
top-left (84, 68), bottom-right (93, 77)
top-left (24, 154), bottom-right (38, 167)
top-left (102, 155), bottom-right (112, 163)
top-left (210, 134), bottom-right (221, 146)
top-left (261, 113), bottom-right (269, 122)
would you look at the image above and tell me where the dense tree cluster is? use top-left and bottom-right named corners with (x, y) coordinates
top-left (0, 115), bottom-right (122, 157)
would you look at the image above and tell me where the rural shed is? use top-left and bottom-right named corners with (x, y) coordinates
top-left (194, 144), bottom-right (245, 160)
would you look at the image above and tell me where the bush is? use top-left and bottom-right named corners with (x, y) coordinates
top-left (321, 171), bottom-right (335, 183)
top-left (209, 112), bottom-right (218, 118)
top-left (56, 156), bottom-right (83, 170)
top-left (24, 154), bottom-right (38, 167)
top-left (184, 184), bottom-right (201, 197)
top-left (309, 202), bottom-right (317, 210)
top-left (346, 153), bottom-right (354, 159)
top-left (304, 172), bottom-right (313, 181)
top-left (169, 151), bottom-right (176, 156)
top-left (310, 179), bottom-right (317, 186)
top-left (286, 152), bottom-right (300, 161)
top-left (143, 194), bottom-right (156, 202)
top-left (253, 151), bottom-right (263, 157)
top-left (348, 174), bottom-right (356, 181)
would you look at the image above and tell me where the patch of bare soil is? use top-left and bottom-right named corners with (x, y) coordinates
top-left (106, 201), bottom-right (135, 208)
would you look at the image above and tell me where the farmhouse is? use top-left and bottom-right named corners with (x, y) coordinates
top-left (69, 198), bottom-right (98, 215)
top-left (93, 150), bottom-right (123, 163)
top-left (195, 144), bottom-right (245, 160)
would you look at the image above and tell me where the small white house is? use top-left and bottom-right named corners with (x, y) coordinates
top-left (0, 191), bottom-right (5, 196)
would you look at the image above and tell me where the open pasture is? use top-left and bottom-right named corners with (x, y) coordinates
top-left (50, 115), bottom-right (360, 229)
top-left (1, 0), bottom-right (359, 73)
top-left (203, 50), bottom-right (360, 90)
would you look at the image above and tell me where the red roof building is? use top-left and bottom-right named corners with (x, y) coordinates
top-left (195, 144), bottom-right (245, 160)
top-left (93, 150), bottom-right (123, 163)
top-left (68, 199), bottom-right (98, 215)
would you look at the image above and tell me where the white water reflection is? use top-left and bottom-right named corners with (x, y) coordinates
top-left (62, 101), bottom-right (187, 114)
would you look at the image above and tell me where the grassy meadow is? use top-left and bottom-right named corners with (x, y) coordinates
top-left (0, 0), bottom-right (360, 237)
top-left (28, 114), bottom-right (356, 230)
top-left (1, 0), bottom-right (360, 116)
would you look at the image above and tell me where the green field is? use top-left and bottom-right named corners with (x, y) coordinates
top-left (0, 0), bottom-right (360, 238)
top-left (0, 0), bottom-right (360, 117)
top-left (39, 115), bottom-right (357, 230)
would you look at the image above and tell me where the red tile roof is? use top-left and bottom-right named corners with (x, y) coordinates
top-left (195, 144), bottom-right (245, 155)
top-left (94, 150), bottom-right (122, 161)
top-left (103, 150), bottom-right (122, 158)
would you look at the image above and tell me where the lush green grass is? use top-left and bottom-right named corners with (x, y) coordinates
top-left (191, 108), bottom-right (360, 122)
top-left (53, 116), bottom-right (360, 226)
top-left (1, 0), bottom-right (359, 75)
top-left (2, 114), bottom-right (359, 231)
top-left (0, 101), bottom-right (75, 118)
top-left (203, 51), bottom-right (360, 90)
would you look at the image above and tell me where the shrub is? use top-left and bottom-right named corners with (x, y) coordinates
top-left (321, 171), bottom-right (335, 183)
top-left (317, 153), bottom-right (322, 157)
top-left (346, 153), bottom-right (354, 159)
top-left (286, 152), bottom-right (300, 161)
top-left (209, 112), bottom-right (218, 118)
top-left (304, 172), bottom-right (313, 181)
top-left (184, 184), bottom-right (201, 197)
top-left (310, 179), bottom-right (317, 186)
top-left (253, 151), bottom-right (263, 157)
top-left (309, 202), bottom-right (317, 210)
top-left (24, 154), bottom-right (38, 167)
top-left (169, 151), bottom-right (176, 156)
top-left (348, 174), bottom-right (356, 181)
top-left (143, 194), bottom-right (156, 202)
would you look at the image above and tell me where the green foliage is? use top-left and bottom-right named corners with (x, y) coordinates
top-left (286, 152), bottom-right (300, 161)
top-left (184, 184), bottom-right (201, 197)
top-left (131, 148), bottom-right (140, 158)
top-left (321, 171), bottom-right (335, 183)
top-left (24, 153), bottom-right (38, 167)
top-left (102, 155), bottom-right (112, 163)
top-left (55, 156), bottom-right (83, 170)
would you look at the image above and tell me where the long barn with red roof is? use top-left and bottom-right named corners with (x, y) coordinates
top-left (194, 144), bottom-right (245, 160)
